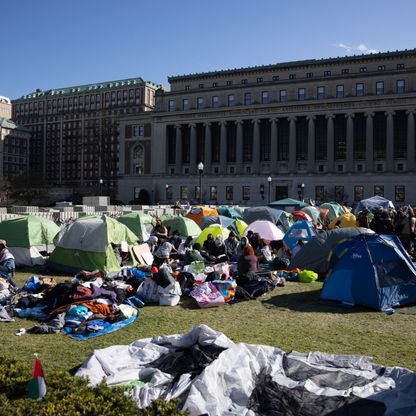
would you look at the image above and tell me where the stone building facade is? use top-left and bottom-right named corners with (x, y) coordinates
top-left (118, 49), bottom-right (416, 206)
top-left (12, 77), bottom-right (159, 198)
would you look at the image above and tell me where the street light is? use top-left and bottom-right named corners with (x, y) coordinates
top-left (165, 184), bottom-right (169, 204)
top-left (198, 161), bottom-right (204, 205)
top-left (99, 178), bottom-right (103, 196)
top-left (297, 183), bottom-right (305, 201)
top-left (267, 176), bottom-right (272, 204)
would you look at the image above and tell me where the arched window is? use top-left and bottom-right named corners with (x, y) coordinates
top-left (132, 144), bottom-right (144, 175)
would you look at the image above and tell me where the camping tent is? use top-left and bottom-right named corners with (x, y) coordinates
top-left (0, 215), bottom-right (60, 266)
top-left (163, 217), bottom-right (201, 238)
top-left (321, 233), bottom-right (416, 311)
top-left (199, 215), bottom-right (235, 230)
top-left (319, 202), bottom-right (346, 222)
top-left (48, 215), bottom-right (139, 274)
top-left (328, 212), bottom-right (357, 229)
top-left (195, 224), bottom-right (230, 246)
top-left (354, 195), bottom-right (395, 214)
top-left (243, 220), bottom-right (285, 241)
top-left (243, 207), bottom-right (292, 231)
top-left (118, 212), bottom-right (154, 242)
top-left (269, 198), bottom-right (308, 211)
top-left (216, 206), bottom-right (242, 220)
top-left (289, 227), bottom-right (375, 273)
top-left (283, 220), bottom-right (316, 250)
top-left (186, 206), bottom-right (218, 225)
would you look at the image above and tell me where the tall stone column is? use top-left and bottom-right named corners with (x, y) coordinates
top-left (175, 124), bottom-right (182, 174)
top-left (345, 113), bottom-right (354, 172)
top-left (203, 122), bottom-right (212, 174)
top-left (407, 110), bottom-right (415, 171)
top-left (288, 116), bottom-right (296, 172)
top-left (189, 123), bottom-right (197, 174)
top-left (219, 121), bottom-right (227, 174)
top-left (252, 119), bottom-right (260, 173)
top-left (385, 111), bottom-right (395, 172)
top-left (270, 118), bottom-right (278, 173)
top-left (235, 120), bottom-right (243, 174)
top-left (326, 114), bottom-right (334, 173)
top-left (365, 112), bottom-right (374, 172)
top-left (307, 115), bottom-right (315, 173)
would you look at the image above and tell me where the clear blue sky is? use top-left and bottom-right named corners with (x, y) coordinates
top-left (2, 0), bottom-right (415, 100)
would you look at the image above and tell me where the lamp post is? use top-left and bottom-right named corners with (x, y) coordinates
top-left (267, 176), bottom-right (272, 204)
top-left (165, 184), bottom-right (169, 204)
top-left (297, 183), bottom-right (305, 201)
top-left (198, 161), bottom-right (204, 205)
top-left (99, 178), bottom-right (103, 196)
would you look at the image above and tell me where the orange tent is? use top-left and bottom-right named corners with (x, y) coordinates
top-left (186, 206), bottom-right (218, 225)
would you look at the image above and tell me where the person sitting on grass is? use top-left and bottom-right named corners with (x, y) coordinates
top-left (0, 240), bottom-right (16, 289)
top-left (184, 242), bottom-right (205, 265)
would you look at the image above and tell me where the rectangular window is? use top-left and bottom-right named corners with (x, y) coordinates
top-left (180, 186), bottom-right (188, 200)
top-left (226, 186), bottom-right (233, 201)
top-left (396, 79), bottom-right (405, 93)
top-left (298, 88), bottom-right (305, 101)
top-left (168, 100), bottom-right (175, 112)
top-left (378, 65), bottom-right (385, 71)
top-left (210, 186), bottom-right (218, 201)
top-left (272, 75), bottom-right (279, 81)
top-left (374, 185), bottom-right (384, 197)
top-left (241, 79), bottom-right (247, 84)
top-left (185, 85), bottom-right (190, 90)
top-left (244, 92), bottom-right (252, 105)
top-left (324, 70), bottom-right (331, 76)
top-left (315, 185), bottom-right (325, 202)
top-left (228, 94), bottom-right (235, 106)
top-left (261, 91), bottom-right (269, 104)
top-left (257, 77), bottom-right (263, 83)
top-left (212, 96), bottom-right (219, 108)
top-left (212, 82), bottom-right (218, 87)
top-left (335, 186), bottom-right (344, 202)
top-left (376, 81), bottom-right (384, 95)
top-left (197, 97), bottom-right (204, 109)
top-left (182, 99), bottom-right (189, 111)
top-left (279, 89), bottom-right (287, 102)
top-left (356, 83), bottom-right (364, 96)
top-left (317, 86), bottom-right (325, 99)
top-left (395, 185), bottom-right (405, 202)
top-left (198, 83), bottom-right (204, 89)
top-left (165, 186), bottom-right (173, 201)
top-left (289, 74), bottom-right (296, 79)
top-left (336, 84), bottom-right (344, 98)
top-left (360, 67), bottom-right (367, 73)
top-left (242, 186), bottom-right (251, 200)
top-left (226, 80), bottom-right (233, 86)
top-left (354, 185), bottom-right (364, 202)
top-left (306, 72), bottom-right (313, 78)
top-left (397, 63), bottom-right (405, 69)
top-left (133, 125), bottom-right (144, 136)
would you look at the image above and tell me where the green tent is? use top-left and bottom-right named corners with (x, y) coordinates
top-left (48, 215), bottom-right (139, 275)
top-left (319, 202), bottom-right (346, 222)
top-left (0, 215), bottom-right (60, 266)
top-left (118, 212), bottom-right (155, 242)
top-left (163, 217), bottom-right (201, 238)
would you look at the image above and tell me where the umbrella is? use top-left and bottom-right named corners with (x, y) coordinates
top-left (200, 215), bottom-right (235, 230)
top-left (243, 220), bottom-right (285, 241)
top-left (195, 224), bottom-right (230, 246)
top-left (163, 217), bottom-right (201, 238)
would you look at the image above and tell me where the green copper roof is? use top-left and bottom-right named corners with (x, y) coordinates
top-left (168, 48), bottom-right (416, 82)
top-left (0, 118), bottom-right (30, 132)
top-left (18, 77), bottom-right (161, 100)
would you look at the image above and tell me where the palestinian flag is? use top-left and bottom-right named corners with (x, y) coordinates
top-left (27, 354), bottom-right (47, 400)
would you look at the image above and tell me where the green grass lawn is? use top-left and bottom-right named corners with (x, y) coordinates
top-left (2, 271), bottom-right (416, 376)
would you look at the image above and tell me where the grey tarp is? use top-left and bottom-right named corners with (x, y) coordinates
top-left (75, 325), bottom-right (416, 416)
top-left (288, 227), bottom-right (375, 273)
